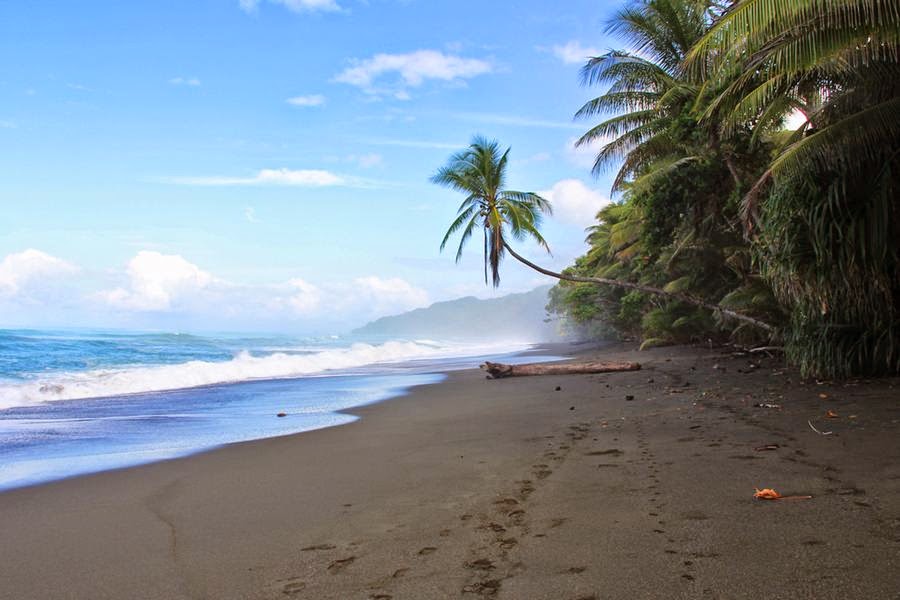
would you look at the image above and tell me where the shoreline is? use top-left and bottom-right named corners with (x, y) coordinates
top-left (0, 343), bottom-right (897, 599)
top-left (0, 343), bottom-right (560, 493)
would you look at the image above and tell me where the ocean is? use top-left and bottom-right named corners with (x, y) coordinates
top-left (0, 329), bottom-right (546, 491)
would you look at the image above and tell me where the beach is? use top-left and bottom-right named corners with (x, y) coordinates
top-left (0, 343), bottom-right (898, 599)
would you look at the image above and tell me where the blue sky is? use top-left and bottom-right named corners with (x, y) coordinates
top-left (0, 0), bottom-right (622, 333)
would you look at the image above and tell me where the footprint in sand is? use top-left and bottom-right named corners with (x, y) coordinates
top-left (327, 557), bottom-right (356, 573)
top-left (493, 497), bottom-right (519, 509)
top-left (301, 543), bottom-right (337, 551)
top-left (549, 517), bottom-right (568, 528)
top-left (519, 483), bottom-right (535, 496)
top-left (369, 595), bottom-right (392, 600)
top-left (585, 449), bottom-right (623, 456)
top-left (465, 558), bottom-right (496, 571)
top-left (391, 568), bottom-right (409, 578)
top-left (566, 566), bottom-right (587, 574)
top-left (462, 579), bottom-right (502, 596)
top-left (418, 547), bottom-right (437, 556)
top-left (498, 537), bottom-right (518, 550)
top-left (280, 578), bottom-right (306, 595)
top-left (507, 510), bottom-right (526, 526)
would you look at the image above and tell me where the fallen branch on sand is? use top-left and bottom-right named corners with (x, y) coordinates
top-left (480, 360), bottom-right (641, 379)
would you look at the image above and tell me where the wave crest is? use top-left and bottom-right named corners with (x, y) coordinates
top-left (0, 340), bottom-right (504, 409)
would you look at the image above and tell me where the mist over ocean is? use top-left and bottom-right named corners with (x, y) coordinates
top-left (0, 329), bottom-right (544, 491)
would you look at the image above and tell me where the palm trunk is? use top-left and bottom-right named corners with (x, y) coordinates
top-left (709, 129), bottom-right (742, 190)
top-left (502, 241), bottom-right (776, 334)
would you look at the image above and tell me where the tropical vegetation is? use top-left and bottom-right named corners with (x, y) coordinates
top-left (434, 0), bottom-right (900, 379)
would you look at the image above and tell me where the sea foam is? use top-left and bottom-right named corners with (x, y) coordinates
top-left (0, 339), bottom-right (521, 409)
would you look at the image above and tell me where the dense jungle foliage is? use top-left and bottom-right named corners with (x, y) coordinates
top-left (547, 0), bottom-right (900, 379)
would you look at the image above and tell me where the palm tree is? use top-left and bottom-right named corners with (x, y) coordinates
top-left (574, 0), bottom-right (729, 191)
top-left (558, 0), bottom-right (780, 339)
top-left (434, 137), bottom-right (776, 333)
top-left (432, 136), bottom-right (552, 288)
top-left (685, 0), bottom-right (900, 376)
top-left (686, 0), bottom-right (900, 219)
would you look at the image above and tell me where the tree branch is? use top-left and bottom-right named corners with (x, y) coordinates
top-left (502, 241), bottom-right (776, 334)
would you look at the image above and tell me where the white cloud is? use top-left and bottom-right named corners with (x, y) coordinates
top-left (349, 276), bottom-right (429, 315)
top-left (169, 77), bottom-right (201, 87)
top-left (244, 207), bottom-right (260, 223)
top-left (240, 0), bottom-right (341, 13)
top-left (100, 251), bottom-right (214, 311)
top-left (283, 278), bottom-right (322, 315)
top-left (165, 168), bottom-right (346, 187)
top-left (93, 250), bottom-right (427, 325)
top-left (287, 94), bottom-right (326, 107)
top-left (552, 41), bottom-right (602, 65)
top-left (334, 50), bottom-right (492, 97)
top-left (266, 276), bottom-right (426, 320)
top-left (0, 249), bottom-right (78, 297)
top-left (541, 179), bottom-right (612, 227)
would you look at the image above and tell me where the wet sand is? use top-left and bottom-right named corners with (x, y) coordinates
top-left (0, 343), bottom-right (898, 599)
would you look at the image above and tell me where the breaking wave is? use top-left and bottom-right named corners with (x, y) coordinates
top-left (0, 340), bottom-right (519, 409)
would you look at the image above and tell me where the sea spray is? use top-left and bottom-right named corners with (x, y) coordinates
top-left (0, 336), bottom-right (529, 409)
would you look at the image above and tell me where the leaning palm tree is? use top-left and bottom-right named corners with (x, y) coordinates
top-left (432, 137), bottom-right (552, 288)
top-left (434, 137), bottom-right (775, 333)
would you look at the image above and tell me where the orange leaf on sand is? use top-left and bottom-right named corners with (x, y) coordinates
top-left (754, 488), bottom-right (813, 501)
top-left (825, 410), bottom-right (839, 418)
top-left (754, 488), bottom-right (782, 500)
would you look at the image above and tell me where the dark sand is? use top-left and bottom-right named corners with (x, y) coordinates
top-left (1, 344), bottom-right (898, 599)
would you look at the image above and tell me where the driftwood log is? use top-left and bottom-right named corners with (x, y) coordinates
top-left (480, 360), bottom-right (641, 379)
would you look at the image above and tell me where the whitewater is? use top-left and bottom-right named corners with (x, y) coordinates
top-left (0, 336), bottom-right (526, 409)
top-left (0, 329), bottom-right (546, 490)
